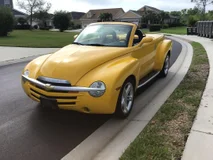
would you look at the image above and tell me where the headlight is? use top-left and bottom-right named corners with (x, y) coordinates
top-left (24, 70), bottom-right (30, 77)
top-left (89, 81), bottom-right (106, 97)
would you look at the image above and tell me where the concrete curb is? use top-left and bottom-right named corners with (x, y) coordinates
top-left (0, 54), bottom-right (46, 67)
top-left (61, 37), bottom-right (193, 160)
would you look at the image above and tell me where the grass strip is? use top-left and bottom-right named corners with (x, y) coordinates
top-left (120, 42), bottom-right (209, 160)
top-left (142, 27), bottom-right (187, 35)
top-left (0, 30), bottom-right (77, 48)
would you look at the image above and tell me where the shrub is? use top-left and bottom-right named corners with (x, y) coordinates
top-left (74, 24), bottom-right (81, 29)
top-left (141, 23), bottom-right (148, 29)
top-left (168, 22), bottom-right (184, 27)
top-left (17, 17), bottom-right (27, 25)
top-left (39, 26), bottom-right (53, 30)
top-left (188, 16), bottom-right (198, 27)
top-left (15, 24), bottom-right (31, 30)
top-left (53, 11), bottom-right (70, 32)
top-left (0, 7), bottom-right (14, 36)
top-left (162, 24), bottom-right (169, 29)
top-left (149, 24), bottom-right (161, 32)
top-left (33, 25), bottom-right (38, 29)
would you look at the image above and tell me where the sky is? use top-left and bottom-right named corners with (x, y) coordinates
top-left (14, 0), bottom-right (213, 13)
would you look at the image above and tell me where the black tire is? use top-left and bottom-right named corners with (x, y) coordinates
top-left (115, 78), bottom-right (135, 119)
top-left (159, 54), bottom-right (170, 78)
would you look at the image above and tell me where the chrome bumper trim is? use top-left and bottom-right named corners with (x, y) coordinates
top-left (22, 75), bottom-right (105, 92)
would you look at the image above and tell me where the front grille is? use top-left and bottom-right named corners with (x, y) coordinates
top-left (37, 76), bottom-right (71, 87)
top-left (36, 76), bottom-right (71, 93)
top-left (30, 88), bottom-right (77, 100)
top-left (29, 83), bottom-right (81, 106)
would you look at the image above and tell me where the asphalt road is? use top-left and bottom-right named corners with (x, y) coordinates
top-left (0, 40), bottom-right (182, 160)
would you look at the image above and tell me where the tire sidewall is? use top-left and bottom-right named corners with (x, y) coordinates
top-left (115, 78), bottom-right (135, 118)
top-left (159, 54), bottom-right (170, 78)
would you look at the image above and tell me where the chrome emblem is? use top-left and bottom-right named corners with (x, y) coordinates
top-left (44, 84), bottom-right (53, 91)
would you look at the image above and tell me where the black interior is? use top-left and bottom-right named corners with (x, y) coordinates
top-left (133, 29), bottom-right (144, 45)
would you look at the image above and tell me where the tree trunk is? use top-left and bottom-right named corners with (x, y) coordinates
top-left (30, 9), bottom-right (33, 30)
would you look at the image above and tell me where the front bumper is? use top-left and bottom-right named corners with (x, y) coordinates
top-left (21, 75), bottom-right (116, 114)
top-left (22, 75), bottom-right (105, 92)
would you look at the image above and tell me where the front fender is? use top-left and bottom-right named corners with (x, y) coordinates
top-left (76, 55), bottom-right (140, 113)
top-left (22, 54), bottom-right (52, 78)
top-left (154, 39), bottom-right (172, 71)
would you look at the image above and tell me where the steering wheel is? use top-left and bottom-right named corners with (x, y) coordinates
top-left (101, 29), bottom-right (117, 43)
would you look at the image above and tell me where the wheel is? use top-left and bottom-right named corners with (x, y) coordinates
top-left (159, 54), bottom-right (170, 78)
top-left (115, 78), bottom-right (135, 118)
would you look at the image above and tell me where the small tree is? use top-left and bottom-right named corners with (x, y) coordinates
top-left (0, 7), bottom-right (14, 36)
top-left (191, 0), bottom-right (213, 19)
top-left (53, 11), bottom-right (70, 32)
top-left (180, 9), bottom-right (188, 25)
top-left (160, 11), bottom-right (170, 25)
top-left (18, 17), bottom-right (27, 25)
top-left (33, 11), bottom-right (50, 27)
top-left (99, 13), bottom-right (113, 22)
top-left (17, 0), bottom-right (51, 28)
top-left (188, 15), bottom-right (199, 26)
top-left (206, 10), bottom-right (213, 20)
top-left (142, 11), bottom-right (160, 24)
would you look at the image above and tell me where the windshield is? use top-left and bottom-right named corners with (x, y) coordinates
top-left (74, 24), bottom-right (132, 47)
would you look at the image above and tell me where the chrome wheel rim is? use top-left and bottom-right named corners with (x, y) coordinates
top-left (164, 56), bottom-right (170, 75)
top-left (121, 82), bottom-right (134, 114)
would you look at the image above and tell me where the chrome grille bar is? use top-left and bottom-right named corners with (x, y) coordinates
top-left (22, 75), bottom-right (105, 92)
top-left (37, 76), bottom-right (71, 86)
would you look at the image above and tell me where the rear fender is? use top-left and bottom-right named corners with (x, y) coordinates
top-left (154, 39), bottom-right (172, 71)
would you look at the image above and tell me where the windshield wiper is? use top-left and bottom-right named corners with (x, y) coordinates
top-left (72, 42), bottom-right (84, 45)
top-left (85, 43), bottom-right (106, 46)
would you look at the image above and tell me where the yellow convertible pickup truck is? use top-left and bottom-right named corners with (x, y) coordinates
top-left (22, 22), bottom-right (172, 118)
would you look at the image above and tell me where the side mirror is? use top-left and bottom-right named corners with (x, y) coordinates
top-left (141, 37), bottom-right (153, 44)
top-left (74, 34), bottom-right (79, 39)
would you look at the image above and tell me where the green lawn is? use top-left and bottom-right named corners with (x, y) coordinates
top-left (0, 30), bottom-right (77, 48)
top-left (0, 27), bottom-right (186, 48)
top-left (120, 42), bottom-right (209, 160)
top-left (142, 27), bottom-right (187, 35)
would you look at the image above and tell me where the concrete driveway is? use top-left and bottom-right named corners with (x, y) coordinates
top-left (0, 46), bottom-right (59, 63)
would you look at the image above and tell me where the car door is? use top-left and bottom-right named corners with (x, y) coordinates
top-left (132, 39), bottom-right (156, 80)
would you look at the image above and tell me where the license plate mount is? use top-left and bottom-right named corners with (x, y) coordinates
top-left (40, 97), bottom-right (58, 109)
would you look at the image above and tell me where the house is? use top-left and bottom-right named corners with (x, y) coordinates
top-left (80, 8), bottom-right (125, 28)
top-left (164, 15), bottom-right (180, 24)
top-left (138, 5), bottom-right (161, 14)
top-left (0, 0), bottom-right (27, 18)
top-left (69, 11), bottom-right (85, 26)
top-left (119, 10), bottom-right (143, 25)
top-left (119, 5), bottom-right (180, 27)
top-left (118, 5), bottom-right (162, 26)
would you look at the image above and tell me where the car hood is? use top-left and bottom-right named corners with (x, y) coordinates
top-left (36, 44), bottom-right (127, 85)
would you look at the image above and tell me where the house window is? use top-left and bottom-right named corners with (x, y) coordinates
top-left (4, 0), bottom-right (10, 5)
top-left (87, 12), bottom-right (92, 18)
top-left (5, 4), bottom-right (11, 7)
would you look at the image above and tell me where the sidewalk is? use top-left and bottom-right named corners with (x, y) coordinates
top-left (50, 29), bottom-right (82, 33)
top-left (0, 46), bottom-right (59, 65)
top-left (173, 35), bottom-right (213, 160)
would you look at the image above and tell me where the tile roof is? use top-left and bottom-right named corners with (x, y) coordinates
top-left (138, 5), bottom-right (162, 13)
top-left (70, 12), bottom-right (85, 20)
top-left (130, 10), bottom-right (144, 16)
top-left (81, 8), bottom-right (124, 20)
